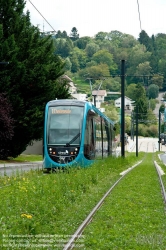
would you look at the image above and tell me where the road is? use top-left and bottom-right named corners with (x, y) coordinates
top-left (153, 91), bottom-right (164, 117)
top-left (127, 137), bottom-right (159, 152)
top-left (1, 137), bottom-right (166, 176)
top-left (0, 161), bottom-right (43, 176)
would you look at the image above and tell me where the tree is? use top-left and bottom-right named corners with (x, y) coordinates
top-left (79, 63), bottom-right (110, 79)
top-left (135, 61), bottom-right (152, 86)
top-left (95, 32), bottom-right (107, 41)
top-left (136, 62), bottom-right (152, 76)
top-left (148, 99), bottom-right (157, 111)
top-left (0, 93), bottom-right (14, 159)
top-left (126, 83), bottom-right (148, 121)
top-left (92, 49), bottom-right (117, 74)
top-left (54, 38), bottom-right (73, 58)
top-left (70, 47), bottom-right (87, 69)
top-left (134, 83), bottom-right (148, 121)
top-left (126, 84), bottom-right (137, 100)
top-left (126, 44), bottom-right (151, 83)
top-left (106, 30), bottom-right (123, 47)
top-left (0, 0), bottom-right (68, 158)
top-left (56, 30), bottom-right (68, 38)
top-left (120, 34), bottom-right (138, 48)
top-left (138, 30), bottom-right (153, 52)
top-left (85, 42), bottom-right (100, 57)
top-left (64, 57), bottom-right (72, 71)
top-left (70, 27), bottom-right (79, 41)
top-left (147, 84), bottom-right (159, 99)
top-left (74, 36), bottom-right (91, 49)
top-left (151, 74), bottom-right (164, 89)
top-left (70, 53), bottom-right (80, 73)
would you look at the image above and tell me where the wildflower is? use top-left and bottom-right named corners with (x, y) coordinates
top-left (19, 186), bottom-right (27, 192)
top-left (26, 215), bottom-right (32, 219)
top-left (21, 213), bottom-right (32, 219)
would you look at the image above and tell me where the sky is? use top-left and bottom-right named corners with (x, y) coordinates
top-left (24, 0), bottom-right (166, 39)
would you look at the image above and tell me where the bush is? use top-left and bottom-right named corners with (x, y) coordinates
top-left (137, 124), bottom-right (158, 137)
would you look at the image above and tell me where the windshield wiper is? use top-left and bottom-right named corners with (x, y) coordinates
top-left (66, 132), bottom-right (80, 147)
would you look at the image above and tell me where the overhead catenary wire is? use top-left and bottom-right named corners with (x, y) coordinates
top-left (137, 0), bottom-right (142, 32)
top-left (28, 0), bottom-right (56, 32)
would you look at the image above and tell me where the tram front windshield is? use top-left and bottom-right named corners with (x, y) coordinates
top-left (47, 105), bottom-right (84, 145)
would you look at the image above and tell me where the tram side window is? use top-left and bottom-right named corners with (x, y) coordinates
top-left (94, 115), bottom-right (102, 159)
top-left (104, 120), bottom-right (112, 156)
top-left (84, 111), bottom-right (95, 160)
top-left (102, 119), bottom-right (109, 157)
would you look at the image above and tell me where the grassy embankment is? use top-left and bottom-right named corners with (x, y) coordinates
top-left (0, 152), bottom-right (165, 249)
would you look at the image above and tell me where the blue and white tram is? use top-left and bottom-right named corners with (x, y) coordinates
top-left (43, 99), bottom-right (116, 170)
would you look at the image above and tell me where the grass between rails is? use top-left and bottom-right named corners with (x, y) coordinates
top-left (0, 153), bottom-right (143, 249)
top-left (82, 153), bottom-right (166, 250)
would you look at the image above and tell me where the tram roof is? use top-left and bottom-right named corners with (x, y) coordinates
top-left (47, 99), bottom-right (87, 107)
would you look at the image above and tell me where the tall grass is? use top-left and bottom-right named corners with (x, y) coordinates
top-left (1, 152), bottom-right (165, 249)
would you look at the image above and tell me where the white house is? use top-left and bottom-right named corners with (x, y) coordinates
top-left (115, 96), bottom-right (135, 110)
top-left (69, 82), bottom-right (77, 94)
top-left (72, 93), bottom-right (87, 101)
top-left (92, 90), bottom-right (107, 104)
top-left (61, 75), bottom-right (77, 94)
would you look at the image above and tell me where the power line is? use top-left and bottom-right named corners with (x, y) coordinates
top-left (28, 0), bottom-right (56, 33)
top-left (137, 0), bottom-right (142, 32)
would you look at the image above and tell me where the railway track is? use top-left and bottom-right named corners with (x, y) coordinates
top-left (63, 143), bottom-right (166, 250)
top-left (129, 138), bottom-right (158, 153)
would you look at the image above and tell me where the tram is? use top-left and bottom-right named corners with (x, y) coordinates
top-left (43, 99), bottom-right (116, 170)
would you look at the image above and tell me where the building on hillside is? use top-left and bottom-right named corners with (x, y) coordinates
top-left (92, 90), bottom-right (107, 104)
top-left (115, 96), bottom-right (135, 110)
top-left (61, 75), bottom-right (77, 94)
top-left (72, 93), bottom-right (87, 101)
top-left (105, 92), bottom-right (121, 102)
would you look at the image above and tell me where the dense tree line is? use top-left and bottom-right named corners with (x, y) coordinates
top-left (54, 28), bottom-right (165, 127)
top-left (0, 0), bottom-right (70, 159)
top-left (54, 29), bottom-right (166, 90)
top-left (54, 27), bottom-right (164, 137)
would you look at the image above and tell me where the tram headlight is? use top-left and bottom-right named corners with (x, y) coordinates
top-left (49, 148), bottom-right (52, 154)
top-left (75, 148), bottom-right (78, 151)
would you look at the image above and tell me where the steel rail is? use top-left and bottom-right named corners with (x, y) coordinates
top-left (63, 160), bottom-right (142, 250)
top-left (152, 140), bottom-right (166, 207)
top-left (154, 161), bottom-right (166, 206)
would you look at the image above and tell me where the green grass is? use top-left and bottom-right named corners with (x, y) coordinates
top-left (0, 154), bottom-right (42, 163)
top-left (0, 154), bottom-right (142, 249)
top-left (0, 152), bottom-right (165, 249)
top-left (74, 77), bottom-right (91, 94)
top-left (83, 153), bottom-right (166, 249)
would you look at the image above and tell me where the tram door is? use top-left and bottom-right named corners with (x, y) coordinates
top-left (84, 110), bottom-right (95, 160)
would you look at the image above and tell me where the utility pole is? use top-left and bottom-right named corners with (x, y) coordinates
top-left (121, 60), bottom-right (125, 157)
top-left (136, 106), bottom-right (138, 157)
top-left (158, 110), bottom-right (161, 151)
top-left (130, 111), bottom-right (134, 140)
